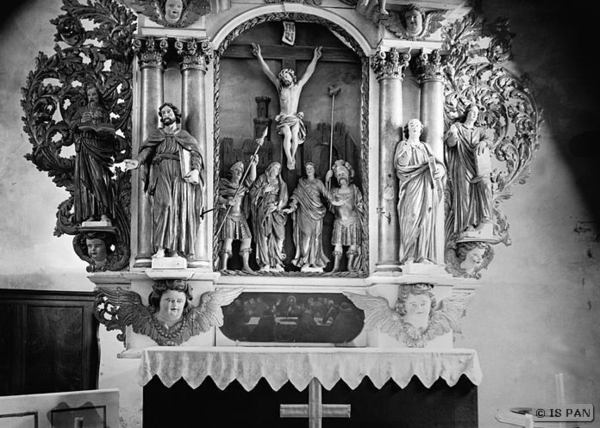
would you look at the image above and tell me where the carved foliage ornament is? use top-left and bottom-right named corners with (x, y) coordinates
top-left (441, 12), bottom-right (542, 278)
top-left (94, 282), bottom-right (243, 346)
top-left (344, 283), bottom-right (471, 348)
top-left (21, 0), bottom-right (136, 272)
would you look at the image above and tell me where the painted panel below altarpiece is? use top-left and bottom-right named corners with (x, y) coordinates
top-left (217, 291), bottom-right (366, 346)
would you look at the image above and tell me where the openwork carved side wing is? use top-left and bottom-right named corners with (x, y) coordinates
top-left (21, 0), bottom-right (136, 271)
top-left (190, 287), bottom-right (244, 332)
top-left (94, 286), bottom-right (153, 344)
top-left (442, 12), bottom-right (542, 247)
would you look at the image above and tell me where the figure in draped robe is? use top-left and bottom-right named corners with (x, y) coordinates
top-left (124, 102), bottom-right (205, 259)
top-left (445, 103), bottom-right (494, 238)
top-left (249, 161), bottom-right (289, 271)
top-left (71, 84), bottom-right (116, 225)
top-left (282, 161), bottom-right (330, 272)
top-left (394, 119), bottom-right (445, 265)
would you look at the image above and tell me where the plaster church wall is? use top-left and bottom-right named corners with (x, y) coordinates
top-left (0, 1), bottom-right (598, 428)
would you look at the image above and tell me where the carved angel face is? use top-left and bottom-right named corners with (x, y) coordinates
top-left (165, 0), bottom-right (184, 24)
top-left (402, 293), bottom-right (431, 329)
top-left (86, 238), bottom-right (107, 265)
top-left (156, 290), bottom-right (187, 326)
top-left (405, 9), bottom-right (423, 35)
top-left (459, 246), bottom-right (486, 273)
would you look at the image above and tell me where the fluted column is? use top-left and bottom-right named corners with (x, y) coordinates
top-left (371, 48), bottom-right (411, 272)
top-left (415, 49), bottom-right (446, 264)
top-left (176, 38), bottom-right (212, 269)
top-left (132, 36), bottom-right (168, 268)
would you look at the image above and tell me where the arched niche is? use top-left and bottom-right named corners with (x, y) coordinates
top-left (212, 12), bottom-right (371, 274)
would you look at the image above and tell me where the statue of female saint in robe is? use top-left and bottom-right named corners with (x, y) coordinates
top-left (394, 119), bottom-right (445, 265)
top-left (71, 84), bottom-right (116, 225)
top-left (445, 103), bottom-right (494, 239)
top-left (249, 162), bottom-right (289, 272)
top-left (282, 161), bottom-right (330, 272)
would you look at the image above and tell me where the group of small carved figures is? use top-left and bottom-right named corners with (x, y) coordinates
top-left (74, 38), bottom-right (495, 278)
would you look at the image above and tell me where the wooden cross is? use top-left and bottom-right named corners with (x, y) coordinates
top-left (280, 378), bottom-right (351, 428)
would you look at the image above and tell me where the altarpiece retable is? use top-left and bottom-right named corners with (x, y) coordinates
top-left (21, 0), bottom-right (540, 426)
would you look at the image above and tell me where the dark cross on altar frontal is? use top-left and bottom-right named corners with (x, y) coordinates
top-left (280, 378), bottom-right (351, 428)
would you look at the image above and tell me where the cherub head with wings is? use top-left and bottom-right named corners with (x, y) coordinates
top-left (138, 0), bottom-right (211, 28)
top-left (344, 283), bottom-right (470, 348)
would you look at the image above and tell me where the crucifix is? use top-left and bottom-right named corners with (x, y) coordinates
top-left (280, 378), bottom-right (351, 428)
top-left (222, 38), bottom-right (359, 187)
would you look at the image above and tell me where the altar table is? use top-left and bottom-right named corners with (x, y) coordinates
top-left (139, 347), bottom-right (482, 428)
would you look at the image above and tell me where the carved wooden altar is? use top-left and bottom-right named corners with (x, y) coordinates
top-left (20, 0), bottom-right (541, 426)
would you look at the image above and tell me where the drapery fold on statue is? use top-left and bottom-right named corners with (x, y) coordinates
top-left (136, 129), bottom-right (205, 255)
top-left (138, 347), bottom-right (482, 391)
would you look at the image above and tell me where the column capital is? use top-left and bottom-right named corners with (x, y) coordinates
top-left (371, 48), bottom-right (411, 81)
top-left (414, 49), bottom-right (446, 83)
top-left (132, 36), bottom-right (168, 69)
top-left (175, 38), bottom-right (212, 72)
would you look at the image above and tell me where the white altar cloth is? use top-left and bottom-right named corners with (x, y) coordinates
top-left (138, 347), bottom-right (482, 392)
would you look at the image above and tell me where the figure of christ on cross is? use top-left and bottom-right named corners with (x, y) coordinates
top-left (252, 43), bottom-right (322, 171)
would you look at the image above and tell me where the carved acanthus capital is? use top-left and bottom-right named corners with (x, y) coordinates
top-left (133, 36), bottom-right (169, 69)
top-left (414, 49), bottom-right (446, 83)
top-left (371, 48), bottom-right (411, 80)
top-left (175, 38), bottom-right (212, 72)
